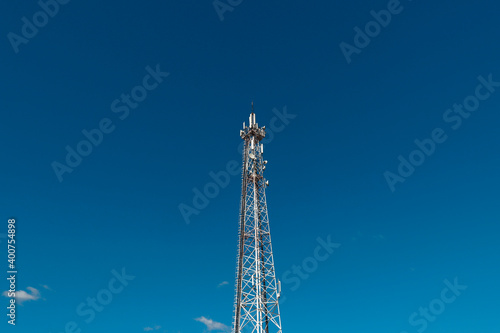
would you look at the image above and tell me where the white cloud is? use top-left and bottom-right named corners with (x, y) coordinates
top-left (144, 325), bottom-right (161, 331)
top-left (2, 287), bottom-right (41, 304)
top-left (217, 281), bottom-right (229, 288)
top-left (195, 316), bottom-right (229, 332)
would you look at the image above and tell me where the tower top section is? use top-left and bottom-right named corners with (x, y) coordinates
top-left (241, 111), bottom-right (266, 141)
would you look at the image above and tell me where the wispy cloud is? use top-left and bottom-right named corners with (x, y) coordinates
top-left (217, 281), bottom-right (229, 288)
top-left (2, 287), bottom-right (41, 304)
top-left (372, 234), bottom-right (385, 241)
top-left (195, 316), bottom-right (229, 332)
top-left (144, 325), bottom-right (161, 331)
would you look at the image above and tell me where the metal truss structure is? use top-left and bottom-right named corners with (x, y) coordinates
top-left (232, 110), bottom-right (283, 333)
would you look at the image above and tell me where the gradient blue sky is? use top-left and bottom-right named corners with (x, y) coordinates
top-left (1, 0), bottom-right (500, 332)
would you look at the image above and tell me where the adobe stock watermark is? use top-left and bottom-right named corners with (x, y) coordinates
top-left (178, 106), bottom-right (297, 225)
top-left (399, 277), bottom-right (467, 333)
top-left (339, 0), bottom-right (406, 64)
top-left (213, 0), bottom-right (243, 21)
top-left (279, 235), bottom-right (340, 304)
top-left (50, 268), bottom-right (135, 333)
top-left (7, 0), bottom-right (71, 54)
top-left (384, 74), bottom-right (500, 192)
top-left (51, 64), bottom-right (169, 183)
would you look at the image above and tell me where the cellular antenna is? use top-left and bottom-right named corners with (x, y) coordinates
top-left (232, 111), bottom-right (283, 333)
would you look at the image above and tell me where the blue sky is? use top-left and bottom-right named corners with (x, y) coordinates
top-left (1, 0), bottom-right (500, 332)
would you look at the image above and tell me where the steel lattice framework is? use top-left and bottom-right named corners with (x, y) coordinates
top-left (232, 111), bottom-right (283, 333)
